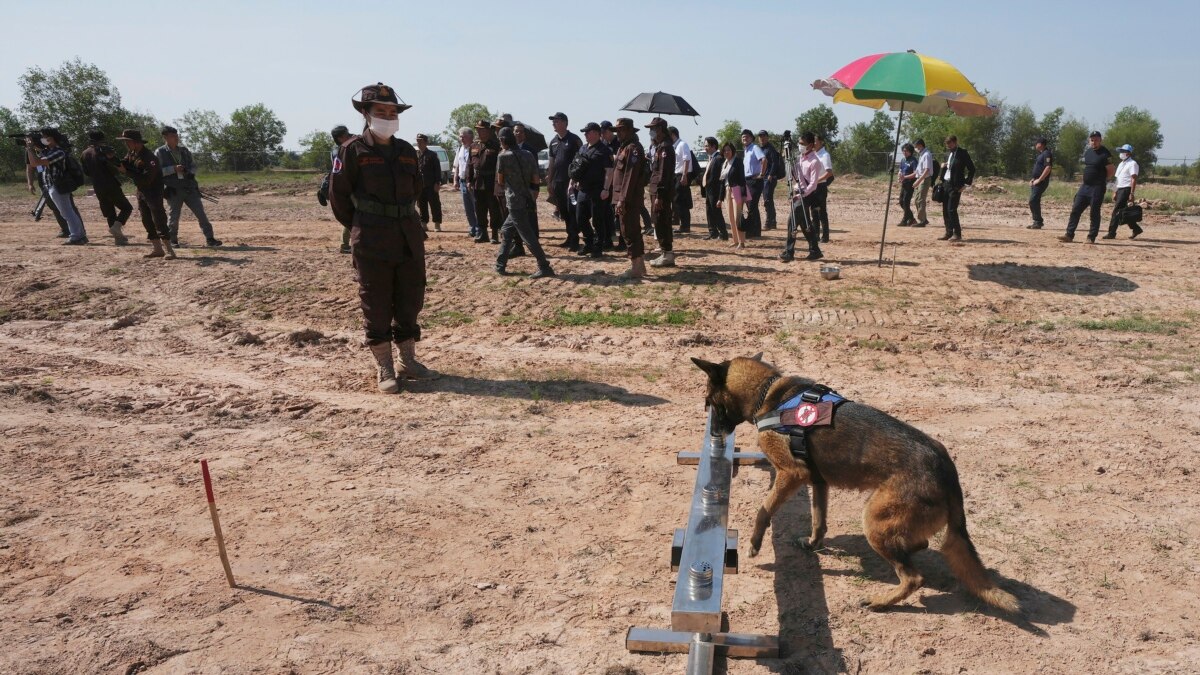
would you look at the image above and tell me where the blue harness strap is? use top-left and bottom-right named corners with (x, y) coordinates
top-left (754, 384), bottom-right (850, 472)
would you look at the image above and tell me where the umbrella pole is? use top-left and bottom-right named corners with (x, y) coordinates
top-left (877, 101), bottom-right (906, 266)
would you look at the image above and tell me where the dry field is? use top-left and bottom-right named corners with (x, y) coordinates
top-left (1, 177), bottom-right (1198, 674)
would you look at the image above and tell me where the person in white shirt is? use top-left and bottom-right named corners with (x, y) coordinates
top-left (1104, 143), bottom-right (1142, 239)
top-left (911, 138), bottom-right (933, 227)
top-left (813, 134), bottom-right (834, 241)
top-left (452, 127), bottom-right (481, 238)
top-left (668, 126), bottom-right (693, 234)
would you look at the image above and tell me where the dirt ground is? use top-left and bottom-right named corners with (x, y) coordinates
top-left (1, 178), bottom-right (1198, 675)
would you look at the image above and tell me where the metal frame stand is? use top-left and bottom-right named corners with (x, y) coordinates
top-left (626, 410), bottom-right (779, 673)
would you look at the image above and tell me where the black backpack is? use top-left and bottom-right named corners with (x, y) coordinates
top-left (567, 152), bottom-right (590, 181)
top-left (768, 146), bottom-right (786, 180)
top-left (56, 153), bottom-right (86, 193)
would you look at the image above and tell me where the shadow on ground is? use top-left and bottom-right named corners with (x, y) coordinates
top-left (752, 486), bottom-right (843, 673)
top-left (819, 533), bottom-right (1076, 635)
top-left (405, 374), bottom-right (668, 406)
top-left (968, 262), bottom-right (1138, 295)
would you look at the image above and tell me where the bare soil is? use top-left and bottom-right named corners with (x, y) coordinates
top-left (1, 178), bottom-right (1198, 674)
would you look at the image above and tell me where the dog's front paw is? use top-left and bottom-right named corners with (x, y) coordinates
top-left (804, 536), bottom-right (824, 550)
top-left (748, 544), bottom-right (760, 558)
top-left (860, 596), bottom-right (891, 612)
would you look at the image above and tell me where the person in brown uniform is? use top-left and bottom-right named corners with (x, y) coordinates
top-left (116, 129), bottom-right (175, 259)
top-left (329, 83), bottom-right (434, 394)
top-left (605, 118), bottom-right (648, 279)
top-left (414, 133), bottom-right (443, 232)
top-left (468, 120), bottom-right (504, 244)
top-left (81, 130), bottom-right (131, 245)
top-left (645, 117), bottom-right (676, 268)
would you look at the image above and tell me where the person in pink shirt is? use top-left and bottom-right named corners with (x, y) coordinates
top-left (781, 131), bottom-right (824, 262)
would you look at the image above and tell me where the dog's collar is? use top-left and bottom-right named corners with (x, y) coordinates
top-left (753, 374), bottom-right (782, 417)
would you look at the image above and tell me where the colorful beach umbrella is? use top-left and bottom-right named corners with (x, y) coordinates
top-left (812, 51), bottom-right (995, 263)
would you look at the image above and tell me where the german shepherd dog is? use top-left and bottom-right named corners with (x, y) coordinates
top-left (692, 354), bottom-right (1019, 613)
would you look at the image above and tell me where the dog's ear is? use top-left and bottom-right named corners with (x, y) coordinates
top-left (749, 352), bottom-right (764, 362)
top-left (691, 357), bottom-right (728, 385)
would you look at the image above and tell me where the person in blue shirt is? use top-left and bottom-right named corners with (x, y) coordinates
top-left (897, 144), bottom-right (918, 226)
top-left (740, 129), bottom-right (766, 237)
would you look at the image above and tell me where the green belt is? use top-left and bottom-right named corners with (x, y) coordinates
top-left (352, 194), bottom-right (416, 219)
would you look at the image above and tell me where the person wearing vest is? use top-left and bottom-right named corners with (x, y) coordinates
top-left (116, 129), bottom-right (175, 259)
top-left (329, 83), bottom-right (434, 393)
top-left (156, 126), bottom-right (221, 248)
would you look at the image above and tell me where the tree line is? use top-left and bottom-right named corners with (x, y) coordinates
top-left (1, 59), bottom-right (291, 180)
top-left (728, 100), bottom-right (1180, 182)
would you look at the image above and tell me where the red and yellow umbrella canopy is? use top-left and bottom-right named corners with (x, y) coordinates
top-left (813, 51), bottom-right (995, 117)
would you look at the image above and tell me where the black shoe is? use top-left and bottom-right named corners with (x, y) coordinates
top-left (576, 247), bottom-right (592, 256)
top-left (897, 221), bottom-right (911, 227)
top-left (779, 251), bottom-right (794, 262)
top-left (938, 234), bottom-right (952, 241)
top-left (206, 238), bottom-right (222, 247)
top-left (764, 224), bottom-right (777, 230)
top-left (567, 245), bottom-right (580, 253)
top-left (339, 244), bottom-right (352, 254)
top-left (1058, 235), bottom-right (1074, 242)
top-left (614, 241), bottom-right (627, 252)
top-left (56, 231), bottom-right (70, 238)
top-left (820, 236), bottom-right (830, 243)
top-left (494, 266), bottom-right (509, 276)
top-left (1130, 226), bottom-right (1143, 239)
top-left (556, 240), bottom-right (572, 248)
top-left (703, 234), bottom-right (717, 240)
top-left (804, 251), bottom-right (824, 261)
top-left (63, 237), bottom-right (88, 246)
top-left (915, 220), bottom-right (929, 227)
top-left (170, 239), bottom-right (180, 247)
top-left (719, 234), bottom-right (729, 241)
top-left (508, 248), bottom-right (526, 258)
top-left (603, 242), bottom-right (615, 251)
top-left (590, 249), bottom-right (603, 259)
top-left (1086, 236), bottom-right (1096, 244)
top-left (490, 237), bottom-right (500, 244)
top-left (949, 234), bottom-right (962, 242)
top-left (1027, 223), bottom-right (1043, 229)
top-left (474, 235), bottom-right (489, 243)
top-left (1101, 233), bottom-right (1116, 240)
top-left (529, 268), bottom-right (555, 279)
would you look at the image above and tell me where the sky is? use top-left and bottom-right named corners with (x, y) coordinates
top-left (2, 0), bottom-right (1197, 162)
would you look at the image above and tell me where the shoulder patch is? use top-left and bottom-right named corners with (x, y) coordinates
top-left (332, 156), bottom-right (343, 174)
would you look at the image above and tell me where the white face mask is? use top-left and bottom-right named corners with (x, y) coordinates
top-left (368, 115), bottom-right (399, 139)
top-left (1120, 153), bottom-right (1130, 160)
top-left (40, 137), bottom-right (51, 146)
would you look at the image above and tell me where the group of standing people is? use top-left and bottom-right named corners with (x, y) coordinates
top-left (22, 126), bottom-right (222, 255)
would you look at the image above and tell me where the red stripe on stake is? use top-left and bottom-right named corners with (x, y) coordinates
top-left (200, 459), bottom-right (236, 588)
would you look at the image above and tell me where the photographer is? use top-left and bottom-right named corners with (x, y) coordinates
top-left (26, 127), bottom-right (88, 244)
top-left (156, 126), bottom-right (221, 247)
top-left (81, 130), bottom-right (132, 245)
top-left (21, 131), bottom-right (70, 237)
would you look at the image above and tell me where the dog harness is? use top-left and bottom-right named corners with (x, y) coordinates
top-left (753, 382), bottom-right (849, 479)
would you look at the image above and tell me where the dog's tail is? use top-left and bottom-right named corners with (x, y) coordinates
top-left (942, 480), bottom-right (1020, 613)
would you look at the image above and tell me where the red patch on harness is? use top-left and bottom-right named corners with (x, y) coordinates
top-left (358, 156), bottom-right (385, 166)
top-left (781, 402), bottom-right (833, 427)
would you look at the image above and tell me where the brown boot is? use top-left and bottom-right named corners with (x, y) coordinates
top-left (109, 223), bottom-right (129, 246)
top-left (162, 238), bottom-right (177, 259)
top-left (369, 343), bottom-right (400, 393)
top-left (396, 339), bottom-right (436, 380)
top-left (144, 239), bottom-right (165, 258)
top-left (619, 256), bottom-right (646, 279)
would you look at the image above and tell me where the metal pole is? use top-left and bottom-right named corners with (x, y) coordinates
top-left (877, 101), bottom-right (906, 266)
top-left (686, 634), bottom-right (715, 675)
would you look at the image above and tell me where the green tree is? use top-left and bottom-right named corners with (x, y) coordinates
top-left (1038, 107), bottom-right (1064, 153)
top-left (221, 103), bottom-right (287, 170)
top-left (299, 129), bottom-right (335, 170)
top-left (714, 119), bottom-right (744, 149)
top-left (1056, 118), bottom-right (1090, 180)
top-left (1, 106), bottom-right (26, 182)
top-left (838, 111), bottom-right (894, 175)
top-left (176, 109), bottom-right (226, 155)
top-left (997, 104), bottom-right (1040, 177)
top-left (443, 103), bottom-right (494, 152)
top-left (947, 95), bottom-right (1005, 175)
top-left (902, 112), bottom-right (953, 151)
top-left (794, 104), bottom-right (839, 149)
top-left (1104, 106), bottom-right (1164, 172)
top-left (18, 58), bottom-right (124, 149)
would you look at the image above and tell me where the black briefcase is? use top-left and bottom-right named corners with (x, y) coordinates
top-left (1121, 203), bottom-right (1143, 225)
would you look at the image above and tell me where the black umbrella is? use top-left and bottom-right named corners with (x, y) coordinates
top-left (620, 92), bottom-right (700, 117)
top-left (513, 121), bottom-right (548, 153)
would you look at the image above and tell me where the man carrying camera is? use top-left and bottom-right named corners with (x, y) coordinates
top-left (19, 131), bottom-right (70, 237)
top-left (156, 126), bottom-right (221, 248)
top-left (81, 129), bottom-right (132, 245)
top-left (26, 127), bottom-right (88, 244)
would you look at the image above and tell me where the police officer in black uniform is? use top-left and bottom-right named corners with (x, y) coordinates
top-left (81, 129), bottom-right (132, 245)
top-left (329, 83), bottom-right (434, 393)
